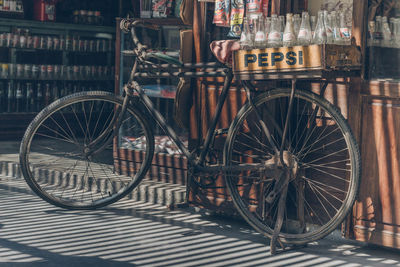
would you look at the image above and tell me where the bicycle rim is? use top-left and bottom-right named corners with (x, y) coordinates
top-left (20, 91), bottom-right (154, 209)
top-left (224, 88), bottom-right (360, 244)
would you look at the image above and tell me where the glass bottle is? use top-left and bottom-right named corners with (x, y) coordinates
top-left (7, 81), bottom-right (13, 112)
top-left (52, 81), bottom-right (59, 101)
top-left (44, 83), bottom-right (51, 106)
top-left (0, 82), bottom-right (5, 113)
top-left (390, 17), bottom-right (395, 39)
top-left (279, 15), bottom-right (285, 39)
top-left (36, 82), bottom-right (43, 112)
top-left (264, 17), bottom-right (271, 38)
top-left (297, 11), bottom-right (312, 46)
top-left (382, 16), bottom-right (392, 47)
top-left (26, 82), bottom-right (34, 112)
top-left (283, 13), bottom-right (297, 47)
top-left (324, 11), bottom-right (333, 44)
top-left (239, 17), bottom-right (253, 50)
top-left (373, 16), bottom-right (383, 46)
top-left (310, 15), bottom-right (317, 37)
top-left (312, 11), bottom-right (327, 44)
top-left (367, 20), bottom-right (375, 47)
top-left (394, 19), bottom-right (400, 48)
top-left (330, 11), bottom-right (341, 44)
top-left (15, 82), bottom-right (23, 112)
top-left (254, 16), bottom-right (267, 48)
top-left (339, 13), bottom-right (351, 45)
top-left (279, 16), bottom-right (285, 34)
top-left (268, 14), bottom-right (282, 48)
top-left (293, 14), bottom-right (301, 37)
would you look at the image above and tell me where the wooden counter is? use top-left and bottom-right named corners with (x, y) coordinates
top-left (351, 80), bottom-right (400, 249)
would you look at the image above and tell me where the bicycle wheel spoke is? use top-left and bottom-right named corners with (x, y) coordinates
top-left (83, 100), bottom-right (94, 142)
top-left (300, 175), bottom-right (348, 194)
top-left (37, 122), bottom-right (77, 145)
top-left (302, 161), bottom-right (350, 171)
top-left (242, 123), bottom-right (276, 153)
top-left (70, 104), bottom-right (89, 145)
top-left (92, 155), bottom-right (129, 189)
top-left (302, 158), bottom-right (350, 169)
top-left (59, 109), bottom-right (80, 145)
top-left (87, 161), bottom-right (106, 200)
top-left (225, 89), bottom-right (360, 243)
top-left (307, 181), bottom-right (334, 220)
top-left (293, 106), bottom-right (325, 154)
top-left (48, 114), bottom-right (78, 146)
top-left (305, 147), bottom-right (349, 165)
top-left (306, 179), bottom-right (345, 205)
top-left (58, 159), bottom-right (80, 199)
top-left (248, 117), bottom-right (280, 152)
top-left (21, 92), bottom-right (154, 209)
top-left (296, 127), bottom-right (342, 159)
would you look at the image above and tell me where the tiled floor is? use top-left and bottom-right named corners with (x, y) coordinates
top-left (1, 175), bottom-right (400, 267)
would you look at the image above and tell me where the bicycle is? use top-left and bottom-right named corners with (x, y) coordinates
top-left (19, 18), bottom-right (361, 250)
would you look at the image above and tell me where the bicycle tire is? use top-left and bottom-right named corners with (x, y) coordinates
top-left (224, 88), bottom-right (360, 244)
top-left (20, 91), bottom-right (155, 209)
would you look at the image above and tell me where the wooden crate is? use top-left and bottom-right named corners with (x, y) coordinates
top-left (233, 44), bottom-right (362, 79)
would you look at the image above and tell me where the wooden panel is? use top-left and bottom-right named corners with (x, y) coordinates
top-left (364, 81), bottom-right (400, 99)
top-left (308, 80), bottom-right (350, 119)
top-left (354, 225), bottom-right (400, 249)
top-left (354, 97), bottom-right (400, 248)
top-left (188, 82), bottom-right (247, 210)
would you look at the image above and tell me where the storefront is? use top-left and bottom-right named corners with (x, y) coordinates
top-left (1, 0), bottom-right (399, 250)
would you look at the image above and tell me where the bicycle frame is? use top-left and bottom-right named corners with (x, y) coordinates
top-left (127, 57), bottom-right (234, 168)
top-left (126, 60), bottom-right (283, 176)
top-left (105, 20), bottom-right (289, 175)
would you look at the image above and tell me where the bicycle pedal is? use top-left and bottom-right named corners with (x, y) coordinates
top-left (214, 128), bottom-right (229, 135)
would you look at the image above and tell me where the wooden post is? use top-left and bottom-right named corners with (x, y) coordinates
top-left (344, 0), bottom-right (368, 239)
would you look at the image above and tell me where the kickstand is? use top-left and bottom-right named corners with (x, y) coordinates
top-left (270, 183), bottom-right (289, 255)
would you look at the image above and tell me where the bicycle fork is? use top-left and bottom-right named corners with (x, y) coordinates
top-left (243, 79), bottom-right (298, 254)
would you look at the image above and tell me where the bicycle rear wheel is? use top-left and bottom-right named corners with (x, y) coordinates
top-left (224, 88), bottom-right (360, 244)
top-left (20, 91), bottom-right (154, 209)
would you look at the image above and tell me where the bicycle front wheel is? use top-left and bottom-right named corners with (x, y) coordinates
top-left (20, 91), bottom-right (155, 209)
top-left (224, 88), bottom-right (360, 244)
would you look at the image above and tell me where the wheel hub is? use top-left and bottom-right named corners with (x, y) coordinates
top-left (280, 151), bottom-right (299, 180)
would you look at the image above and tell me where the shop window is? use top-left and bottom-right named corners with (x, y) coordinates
top-left (367, 1), bottom-right (400, 80)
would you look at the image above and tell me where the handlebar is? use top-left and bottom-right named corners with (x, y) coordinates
top-left (120, 18), bottom-right (160, 50)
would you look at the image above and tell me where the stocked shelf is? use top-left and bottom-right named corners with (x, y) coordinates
top-left (0, 77), bottom-right (113, 81)
top-left (1, 46), bottom-right (113, 54)
top-left (0, 18), bottom-right (116, 139)
top-left (135, 18), bottom-right (186, 26)
top-left (0, 18), bottom-right (115, 34)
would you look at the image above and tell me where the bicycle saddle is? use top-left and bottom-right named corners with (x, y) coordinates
top-left (210, 40), bottom-right (240, 65)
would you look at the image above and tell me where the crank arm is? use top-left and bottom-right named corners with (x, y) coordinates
top-left (265, 169), bottom-right (291, 204)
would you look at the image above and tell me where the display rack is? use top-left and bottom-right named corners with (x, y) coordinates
top-left (0, 18), bottom-right (115, 140)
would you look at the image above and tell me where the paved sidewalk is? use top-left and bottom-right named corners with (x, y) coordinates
top-left (2, 140), bottom-right (400, 266)
top-left (1, 174), bottom-right (400, 266)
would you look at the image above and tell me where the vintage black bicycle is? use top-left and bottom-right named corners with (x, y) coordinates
top-left (19, 18), bottom-right (360, 249)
